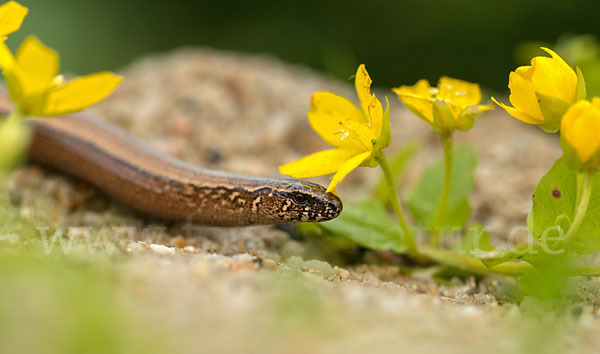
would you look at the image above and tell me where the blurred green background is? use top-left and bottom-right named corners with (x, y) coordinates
top-left (7, 0), bottom-right (600, 91)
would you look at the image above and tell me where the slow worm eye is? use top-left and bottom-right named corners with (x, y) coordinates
top-left (293, 193), bottom-right (307, 204)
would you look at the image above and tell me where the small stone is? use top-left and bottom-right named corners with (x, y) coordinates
top-left (280, 241), bottom-right (305, 258)
top-left (150, 244), bottom-right (177, 255)
top-left (334, 267), bottom-right (350, 281)
top-left (285, 256), bottom-right (304, 269)
top-left (126, 241), bottom-right (147, 252)
top-left (182, 245), bottom-right (198, 253)
top-left (261, 258), bottom-right (278, 270)
top-left (303, 259), bottom-right (334, 276)
top-left (260, 229), bottom-right (290, 248)
top-left (171, 235), bottom-right (188, 248)
top-left (229, 254), bottom-right (258, 271)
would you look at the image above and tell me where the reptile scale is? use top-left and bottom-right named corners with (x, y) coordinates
top-left (1, 96), bottom-right (342, 226)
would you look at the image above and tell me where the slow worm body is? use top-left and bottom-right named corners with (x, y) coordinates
top-left (17, 109), bottom-right (342, 226)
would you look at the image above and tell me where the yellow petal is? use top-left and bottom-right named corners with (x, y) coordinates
top-left (561, 100), bottom-right (600, 163)
top-left (507, 69), bottom-right (544, 122)
top-left (366, 94), bottom-right (383, 139)
top-left (15, 36), bottom-right (59, 98)
top-left (514, 64), bottom-right (533, 81)
top-left (326, 151), bottom-right (371, 193)
top-left (355, 64), bottom-right (372, 116)
top-left (0, 40), bottom-right (14, 69)
top-left (354, 64), bottom-right (383, 137)
top-left (0, 1), bottom-right (28, 37)
top-left (308, 91), bottom-right (373, 151)
top-left (310, 91), bottom-right (364, 123)
top-left (437, 76), bottom-right (482, 109)
top-left (41, 71), bottom-right (122, 116)
top-left (491, 97), bottom-right (543, 124)
top-left (393, 79), bottom-right (432, 99)
top-left (278, 148), bottom-right (354, 178)
top-left (530, 48), bottom-right (577, 104)
top-left (393, 92), bottom-right (434, 123)
top-left (477, 104), bottom-right (494, 114)
top-left (442, 100), bottom-right (463, 120)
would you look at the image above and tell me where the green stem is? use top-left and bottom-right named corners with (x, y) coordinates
top-left (560, 171), bottom-right (593, 248)
top-left (6, 108), bottom-right (23, 123)
top-left (419, 246), bottom-right (535, 276)
top-left (575, 172), bottom-right (584, 206)
top-left (430, 132), bottom-right (454, 247)
top-left (376, 153), bottom-right (417, 254)
top-left (420, 246), bottom-right (600, 277)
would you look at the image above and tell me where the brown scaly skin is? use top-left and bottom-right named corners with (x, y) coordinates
top-left (0, 89), bottom-right (342, 226)
top-left (21, 111), bottom-right (341, 226)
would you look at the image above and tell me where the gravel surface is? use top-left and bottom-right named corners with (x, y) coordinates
top-left (5, 48), bottom-right (599, 353)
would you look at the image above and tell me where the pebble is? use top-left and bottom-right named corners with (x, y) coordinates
top-left (170, 235), bottom-right (188, 248)
top-left (280, 240), bottom-right (305, 258)
top-left (261, 258), bottom-right (278, 270)
top-left (285, 256), bottom-right (305, 270)
top-left (126, 241), bottom-right (147, 252)
top-left (303, 259), bottom-right (334, 276)
top-left (228, 254), bottom-right (259, 271)
top-left (334, 267), bottom-right (350, 281)
top-left (182, 245), bottom-right (198, 253)
top-left (150, 244), bottom-right (177, 255)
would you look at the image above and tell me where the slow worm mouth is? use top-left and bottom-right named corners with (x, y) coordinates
top-left (299, 181), bottom-right (344, 216)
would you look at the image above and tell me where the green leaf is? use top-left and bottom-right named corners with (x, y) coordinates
top-left (372, 141), bottom-right (421, 202)
top-left (476, 244), bottom-right (545, 268)
top-left (318, 199), bottom-right (407, 253)
top-left (575, 66), bottom-right (587, 101)
top-left (536, 92), bottom-right (570, 133)
top-left (458, 223), bottom-right (494, 254)
top-left (520, 252), bottom-right (575, 299)
top-left (408, 145), bottom-right (477, 230)
top-left (530, 156), bottom-right (600, 255)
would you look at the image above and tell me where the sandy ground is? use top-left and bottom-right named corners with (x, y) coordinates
top-left (5, 48), bottom-right (600, 354)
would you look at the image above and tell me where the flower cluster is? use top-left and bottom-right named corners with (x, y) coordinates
top-left (279, 64), bottom-right (494, 193)
top-left (0, 0), bottom-right (122, 170)
top-left (393, 76), bottom-right (492, 134)
top-left (279, 64), bottom-right (390, 193)
top-left (492, 47), bottom-right (585, 133)
top-left (0, 1), bottom-right (122, 117)
top-left (494, 47), bottom-right (599, 172)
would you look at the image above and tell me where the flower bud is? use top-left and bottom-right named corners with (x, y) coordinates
top-left (493, 47), bottom-right (586, 133)
top-left (560, 98), bottom-right (600, 171)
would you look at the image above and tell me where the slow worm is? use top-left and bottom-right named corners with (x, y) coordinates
top-left (1, 98), bottom-right (342, 226)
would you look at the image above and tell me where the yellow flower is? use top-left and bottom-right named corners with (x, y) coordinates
top-left (492, 47), bottom-right (586, 133)
top-left (0, 36), bottom-right (122, 116)
top-left (279, 64), bottom-right (390, 193)
top-left (393, 76), bottom-right (492, 133)
top-left (560, 98), bottom-right (600, 170)
top-left (0, 1), bottom-right (27, 40)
